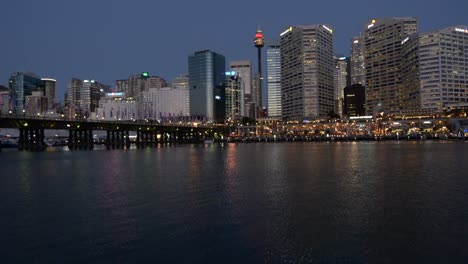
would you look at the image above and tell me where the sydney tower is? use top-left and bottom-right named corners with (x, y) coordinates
top-left (254, 28), bottom-right (264, 115)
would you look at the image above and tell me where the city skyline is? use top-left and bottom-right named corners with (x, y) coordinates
top-left (2, 0), bottom-right (467, 101)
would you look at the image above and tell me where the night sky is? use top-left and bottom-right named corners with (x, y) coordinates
top-left (1, 0), bottom-right (467, 101)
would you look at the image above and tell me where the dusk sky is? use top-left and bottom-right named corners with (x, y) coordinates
top-left (2, 0), bottom-right (467, 101)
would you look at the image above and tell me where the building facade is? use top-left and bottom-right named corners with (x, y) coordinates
top-left (41, 78), bottom-right (56, 110)
top-left (9, 72), bottom-right (45, 115)
top-left (24, 91), bottom-right (48, 117)
top-left (94, 92), bottom-right (138, 121)
top-left (343, 84), bottom-right (366, 117)
top-left (418, 26), bottom-right (468, 111)
top-left (140, 87), bottom-right (190, 121)
top-left (280, 25), bottom-right (334, 120)
top-left (230, 60), bottom-right (252, 117)
top-left (350, 35), bottom-right (366, 86)
top-left (334, 56), bottom-right (349, 117)
top-left (224, 72), bottom-right (243, 121)
top-left (188, 50), bottom-right (226, 122)
top-left (364, 17), bottom-right (418, 115)
top-left (266, 41), bottom-right (282, 118)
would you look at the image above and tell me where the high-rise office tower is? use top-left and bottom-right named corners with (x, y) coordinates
top-left (224, 71), bottom-right (243, 121)
top-left (230, 60), bottom-right (252, 117)
top-left (188, 50), bottom-right (226, 122)
top-left (401, 34), bottom-right (421, 112)
top-left (9, 72), bottom-right (45, 115)
top-left (66, 78), bottom-right (109, 117)
top-left (334, 56), bottom-right (349, 117)
top-left (350, 35), bottom-right (366, 86)
top-left (266, 40), bottom-right (281, 118)
top-left (280, 25), bottom-right (334, 120)
top-left (418, 26), bottom-right (468, 111)
top-left (41, 78), bottom-right (56, 110)
top-left (254, 28), bottom-right (265, 116)
top-left (364, 17), bottom-right (418, 115)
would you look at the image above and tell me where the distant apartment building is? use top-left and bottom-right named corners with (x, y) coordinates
top-left (0, 85), bottom-right (10, 114)
top-left (24, 91), bottom-right (48, 117)
top-left (94, 92), bottom-right (138, 121)
top-left (364, 17), bottom-right (418, 115)
top-left (188, 50), bottom-right (226, 122)
top-left (9, 72), bottom-right (45, 115)
top-left (280, 25), bottom-right (334, 120)
top-left (266, 41), bottom-right (282, 118)
top-left (140, 87), bottom-right (190, 121)
top-left (66, 78), bottom-right (110, 117)
top-left (230, 60), bottom-right (252, 118)
top-left (171, 74), bottom-right (189, 89)
top-left (116, 73), bottom-right (167, 99)
top-left (41, 78), bottom-right (56, 110)
top-left (224, 72), bottom-right (243, 121)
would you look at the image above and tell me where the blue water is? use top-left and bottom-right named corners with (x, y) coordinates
top-left (1, 142), bottom-right (467, 263)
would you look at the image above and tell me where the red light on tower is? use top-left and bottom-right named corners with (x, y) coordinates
top-left (254, 29), bottom-right (264, 48)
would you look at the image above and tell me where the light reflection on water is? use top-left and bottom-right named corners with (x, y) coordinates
top-left (0, 141), bottom-right (467, 263)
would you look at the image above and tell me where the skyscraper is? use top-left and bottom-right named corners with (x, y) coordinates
top-left (9, 72), bottom-right (45, 115)
top-left (350, 35), bottom-right (366, 86)
top-left (188, 50), bottom-right (226, 122)
top-left (333, 56), bottom-right (349, 117)
top-left (364, 17), bottom-right (418, 114)
top-left (41, 78), bottom-right (56, 110)
top-left (266, 40), bottom-right (281, 118)
top-left (66, 78), bottom-right (109, 117)
top-left (230, 60), bottom-right (252, 117)
top-left (418, 26), bottom-right (468, 111)
top-left (224, 72), bottom-right (243, 121)
top-left (280, 25), bottom-right (334, 120)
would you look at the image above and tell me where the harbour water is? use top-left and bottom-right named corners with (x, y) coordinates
top-left (0, 142), bottom-right (467, 263)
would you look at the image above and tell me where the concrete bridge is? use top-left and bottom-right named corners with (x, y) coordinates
top-left (0, 116), bottom-right (221, 151)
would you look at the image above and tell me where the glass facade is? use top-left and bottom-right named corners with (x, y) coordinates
top-left (188, 50), bottom-right (225, 122)
top-left (9, 72), bottom-right (45, 115)
top-left (266, 44), bottom-right (282, 117)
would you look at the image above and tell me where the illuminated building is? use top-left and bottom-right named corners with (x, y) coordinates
top-left (334, 56), bottom-right (349, 117)
top-left (66, 78), bottom-right (110, 117)
top-left (266, 40), bottom-right (282, 118)
top-left (364, 17), bottom-right (418, 114)
top-left (188, 50), bottom-right (226, 122)
top-left (418, 26), bottom-right (468, 111)
top-left (350, 35), bottom-right (366, 86)
top-left (254, 28), bottom-right (265, 116)
top-left (24, 91), bottom-right (48, 117)
top-left (230, 60), bottom-right (252, 117)
top-left (9, 72), bottom-right (45, 115)
top-left (41, 78), bottom-right (56, 110)
top-left (224, 71), bottom-right (243, 121)
top-left (140, 87), bottom-right (190, 121)
top-left (94, 92), bottom-right (138, 121)
top-left (280, 25), bottom-right (334, 120)
top-left (344, 84), bottom-right (366, 117)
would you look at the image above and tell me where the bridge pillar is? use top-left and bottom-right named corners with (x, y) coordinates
top-left (125, 131), bottom-right (130, 149)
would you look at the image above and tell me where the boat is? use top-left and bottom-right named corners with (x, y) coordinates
top-left (0, 139), bottom-right (18, 148)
